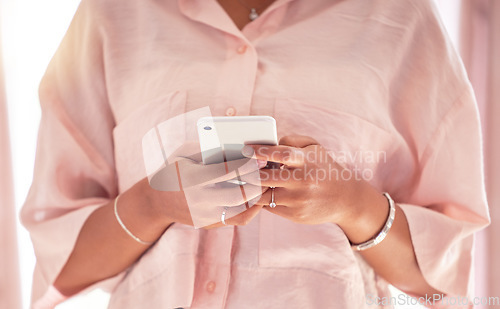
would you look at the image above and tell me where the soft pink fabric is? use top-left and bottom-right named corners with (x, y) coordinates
top-left (0, 29), bottom-right (23, 309)
top-left (32, 285), bottom-right (66, 309)
top-left (460, 0), bottom-right (500, 305)
top-left (22, 0), bottom-right (490, 308)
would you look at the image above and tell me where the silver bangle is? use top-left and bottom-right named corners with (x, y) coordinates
top-left (114, 195), bottom-right (154, 245)
top-left (351, 192), bottom-right (396, 251)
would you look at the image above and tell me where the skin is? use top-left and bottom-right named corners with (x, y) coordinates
top-left (216, 0), bottom-right (276, 30)
top-left (54, 0), bottom-right (442, 300)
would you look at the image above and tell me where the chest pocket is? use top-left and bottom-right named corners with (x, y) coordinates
top-left (112, 91), bottom-right (187, 191)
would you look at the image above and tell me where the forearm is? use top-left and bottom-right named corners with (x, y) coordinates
top-left (339, 182), bottom-right (442, 297)
top-left (54, 179), bottom-right (174, 296)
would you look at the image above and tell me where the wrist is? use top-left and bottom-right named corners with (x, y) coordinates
top-left (337, 182), bottom-right (389, 245)
top-left (128, 178), bottom-right (175, 228)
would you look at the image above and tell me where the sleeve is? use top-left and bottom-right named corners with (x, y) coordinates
top-left (399, 87), bottom-right (490, 298)
top-left (20, 0), bottom-right (123, 305)
top-left (388, 0), bottom-right (490, 299)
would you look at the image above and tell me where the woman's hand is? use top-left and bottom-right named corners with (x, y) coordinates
top-left (244, 135), bottom-right (386, 231)
top-left (144, 154), bottom-right (268, 229)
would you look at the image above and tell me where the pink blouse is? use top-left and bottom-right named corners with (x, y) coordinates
top-left (23, 0), bottom-right (490, 308)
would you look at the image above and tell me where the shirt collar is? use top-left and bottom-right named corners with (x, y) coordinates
top-left (178, 0), bottom-right (296, 41)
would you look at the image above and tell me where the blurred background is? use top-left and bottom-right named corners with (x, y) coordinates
top-left (0, 0), bottom-right (498, 308)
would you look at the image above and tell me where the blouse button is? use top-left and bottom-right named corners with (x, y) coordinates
top-left (237, 45), bottom-right (248, 54)
top-left (206, 281), bottom-right (216, 293)
top-left (225, 107), bottom-right (236, 116)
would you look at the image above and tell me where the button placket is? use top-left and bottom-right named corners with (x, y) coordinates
top-left (213, 37), bottom-right (258, 113)
top-left (190, 228), bottom-right (236, 308)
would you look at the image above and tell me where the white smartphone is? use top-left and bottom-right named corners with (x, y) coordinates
top-left (197, 116), bottom-right (278, 165)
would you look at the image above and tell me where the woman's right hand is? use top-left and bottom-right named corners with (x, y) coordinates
top-left (144, 155), bottom-right (269, 228)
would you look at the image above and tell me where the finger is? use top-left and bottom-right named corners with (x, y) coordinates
top-left (245, 193), bottom-right (265, 207)
top-left (226, 203), bottom-right (264, 226)
top-left (179, 157), bottom-right (267, 187)
top-left (205, 203), bottom-right (264, 228)
top-left (196, 202), bottom-right (246, 229)
top-left (183, 183), bottom-right (265, 207)
top-left (259, 168), bottom-right (303, 188)
top-left (241, 145), bottom-right (306, 168)
top-left (279, 135), bottom-right (319, 148)
top-left (262, 204), bottom-right (298, 222)
top-left (241, 168), bottom-right (302, 188)
top-left (253, 187), bottom-right (297, 207)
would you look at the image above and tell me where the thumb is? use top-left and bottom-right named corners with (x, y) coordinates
top-left (279, 135), bottom-right (318, 148)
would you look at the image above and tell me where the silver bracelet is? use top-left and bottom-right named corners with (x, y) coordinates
top-left (351, 192), bottom-right (396, 251)
top-left (114, 195), bottom-right (154, 245)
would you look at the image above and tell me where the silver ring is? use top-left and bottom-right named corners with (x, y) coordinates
top-left (221, 207), bottom-right (228, 225)
top-left (269, 187), bottom-right (277, 208)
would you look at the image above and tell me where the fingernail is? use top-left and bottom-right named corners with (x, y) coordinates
top-left (257, 159), bottom-right (267, 168)
top-left (241, 145), bottom-right (254, 157)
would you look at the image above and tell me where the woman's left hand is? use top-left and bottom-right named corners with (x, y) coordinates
top-left (243, 135), bottom-right (381, 228)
